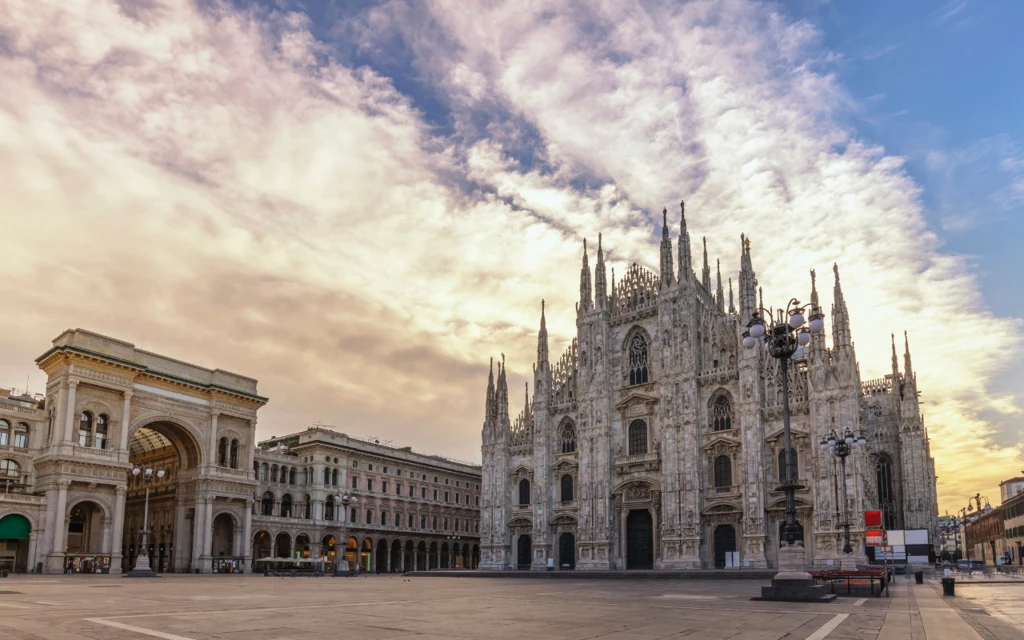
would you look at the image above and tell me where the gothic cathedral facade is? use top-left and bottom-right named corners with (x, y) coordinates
top-left (479, 202), bottom-right (938, 570)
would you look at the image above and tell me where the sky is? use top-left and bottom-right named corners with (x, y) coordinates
top-left (0, 0), bottom-right (1021, 513)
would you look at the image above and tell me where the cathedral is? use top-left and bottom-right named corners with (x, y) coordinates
top-left (479, 201), bottom-right (939, 571)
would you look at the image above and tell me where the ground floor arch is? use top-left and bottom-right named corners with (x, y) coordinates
top-left (558, 532), bottom-right (576, 570)
top-left (626, 510), bottom-right (653, 570)
top-left (0, 513), bottom-right (32, 573)
top-left (390, 539), bottom-right (402, 572)
top-left (275, 532), bottom-right (291, 558)
top-left (713, 525), bottom-right (737, 569)
top-left (375, 538), bottom-right (389, 573)
top-left (417, 541), bottom-right (427, 571)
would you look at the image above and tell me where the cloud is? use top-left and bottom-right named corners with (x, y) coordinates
top-left (933, 1), bottom-right (968, 26)
top-left (0, 0), bottom-right (1020, 511)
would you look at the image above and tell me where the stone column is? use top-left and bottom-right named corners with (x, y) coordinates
top-left (208, 412), bottom-right (220, 468)
top-left (109, 486), bottom-right (126, 573)
top-left (101, 517), bottom-right (113, 561)
top-left (63, 380), bottom-right (79, 443)
top-left (242, 501), bottom-right (253, 572)
top-left (200, 497), bottom-right (214, 572)
top-left (27, 531), bottom-right (38, 573)
top-left (119, 391), bottom-right (133, 452)
top-left (191, 497), bottom-right (206, 572)
top-left (51, 481), bottom-right (69, 553)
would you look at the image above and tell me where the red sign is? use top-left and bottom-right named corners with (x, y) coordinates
top-left (865, 530), bottom-right (885, 547)
top-left (865, 510), bottom-right (883, 528)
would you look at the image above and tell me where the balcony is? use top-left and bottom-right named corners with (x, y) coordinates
top-left (710, 485), bottom-right (740, 498)
top-left (615, 451), bottom-right (660, 474)
top-left (554, 500), bottom-right (578, 512)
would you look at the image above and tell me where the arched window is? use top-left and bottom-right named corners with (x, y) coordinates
top-left (628, 334), bottom-right (649, 386)
top-left (714, 455), bottom-right (732, 488)
top-left (289, 467), bottom-right (296, 484)
top-left (560, 474), bottom-right (574, 502)
top-left (325, 495), bottom-right (335, 521)
top-left (218, 438), bottom-right (228, 466)
top-left (432, 516), bottom-right (438, 530)
top-left (13, 423), bottom-right (28, 449)
top-left (366, 510), bottom-right (373, 524)
top-left (421, 515), bottom-right (426, 529)
top-left (396, 513), bottom-right (403, 528)
top-left (0, 420), bottom-right (8, 446)
top-left (559, 420), bottom-right (576, 454)
top-left (628, 419), bottom-right (648, 456)
top-left (712, 396), bottom-right (732, 431)
top-left (304, 495), bottom-right (312, 519)
top-left (323, 468), bottom-right (330, 485)
top-left (0, 459), bottom-right (20, 478)
top-left (332, 469), bottom-right (339, 486)
top-left (281, 494), bottom-right (293, 518)
top-left (351, 508), bottom-right (358, 523)
top-left (94, 415), bottom-right (108, 449)
top-left (260, 492), bottom-right (274, 516)
top-left (78, 411), bottom-right (93, 447)
top-left (381, 511), bottom-right (388, 526)
top-left (778, 448), bottom-right (798, 482)
top-left (444, 517), bottom-right (449, 530)
top-left (876, 454), bottom-right (896, 530)
top-left (260, 463), bottom-right (268, 481)
top-left (518, 478), bottom-right (531, 506)
top-left (230, 440), bottom-right (239, 469)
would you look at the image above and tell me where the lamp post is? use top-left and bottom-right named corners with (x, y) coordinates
top-left (745, 298), bottom-right (832, 601)
top-left (821, 424), bottom-right (867, 558)
top-left (127, 463), bottom-right (164, 577)
top-left (334, 491), bottom-right (357, 576)
top-left (963, 493), bottom-right (992, 566)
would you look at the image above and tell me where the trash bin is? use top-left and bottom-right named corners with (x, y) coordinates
top-left (941, 577), bottom-right (955, 596)
top-left (915, 571), bottom-right (923, 584)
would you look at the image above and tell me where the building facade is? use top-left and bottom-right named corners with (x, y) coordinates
top-left (0, 329), bottom-right (480, 574)
top-left (249, 428), bottom-right (481, 573)
top-left (479, 202), bottom-right (939, 571)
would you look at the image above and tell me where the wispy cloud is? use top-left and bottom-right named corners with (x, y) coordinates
top-left (0, 0), bottom-right (1020, 510)
top-left (933, 0), bottom-right (968, 26)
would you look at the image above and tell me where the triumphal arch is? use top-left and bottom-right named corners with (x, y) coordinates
top-left (32, 329), bottom-right (266, 574)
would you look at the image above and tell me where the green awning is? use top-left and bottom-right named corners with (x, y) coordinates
top-left (0, 514), bottom-right (30, 540)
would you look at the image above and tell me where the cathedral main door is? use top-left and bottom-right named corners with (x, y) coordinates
top-left (517, 535), bottom-right (532, 570)
top-left (626, 510), bottom-right (653, 569)
top-left (558, 532), bottom-right (575, 570)
top-left (713, 525), bottom-right (736, 568)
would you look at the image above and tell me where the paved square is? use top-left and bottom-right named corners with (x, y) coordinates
top-left (0, 574), bottom-right (1019, 639)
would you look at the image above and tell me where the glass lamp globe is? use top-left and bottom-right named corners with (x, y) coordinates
top-left (858, 435), bottom-right (866, 447)
top-left (845, 434), bottom-right (855, 445)
top-left (749, 322), bottom-right (765, 338)
top-left (797, 331), bottom-right (811, 346)
top-left (156, 468), bottom-right (166, 479)
top-left (132, 466), bottom-right (141, 476)
top-left (144, 467), bottom-right (153, 477)
top-left (820, 441), bottom-right (828, 451)
top-left (828, 436), bottom-right (836, 447)
top-left (808, 317), bottom-right (824, 334)
top-left (743, 335), bottom-right (756, 349)
top-left (789, 311), bottom-right (804, 329)
top-left (967, 504), bottom-right (974, 512)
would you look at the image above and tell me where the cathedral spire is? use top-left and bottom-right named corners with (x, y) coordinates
top-left (485, 357), bottom-right (495, 423)
top-left (497, 354), bottom-right (509, 424)
top-left (904, 331), bottom-right (915, 382)
top-left (739, 234), bottom-right (757, 320)
top-left (701, 236), bottom-right (711, 291)
top-left (537, 300), bottom-right (549, 367)
top-left (891, 333), bottom-right (899, 377)
top-left (809, 269), bottom-right (826, 358)
top-left (831, 263), bottom-right (851, 349)
top-left (660, 208), bottom-right (674, 288)
top-left (716, 259), bottom-right (725, 312)
top-left (594, 233), bottom-right (607, 309)
top-left (579, 239), bottom-right (592, 314)
top-left (728, 278), bottom-right (735, 314)
top-left (678, 200), bottom-right (692, 282)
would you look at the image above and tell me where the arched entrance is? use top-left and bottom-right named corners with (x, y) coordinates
top-left (345, 536), bottom-right (358, 571)
top-left (295, 534), bottom-right (311, 559)
top-left (66, 501), bottom-right (109, 574)
top-left (390, 539), bottom-right (402, 572)
top-left (361, 538), bottom-right (372, 572)
top-left (417, 541), bottom-right (427, 571)
top-left (428, 541), bottom-right (438, 569)
top-left (626, 510), bottom-right (653, 570)
top-left (123, 420), bottom-right (203, 573)
top-left (404, 540), bottom-right (414, 572)
top-left (375, 538), bottom-right (388, 573)
top-left (441, 542), bottom-right (450, 569)
top-left (252, 531), bottom-right (272, 572)
top-left (322, 535), bottom-right (336, 566)
top-left (212, 514), bottom-right (234, 557)
top-left (713, 525), bottom-right (737, 569)
top-left (472, 544), bottom-right (480, 570)
top-left (275, 532), bottom-right (291, 558)
top-left (517, 535), bottom-right (532, 570)
top-left (559, 532), bottom-right (576, 570)
top-left (0, 514), bottom-right (31, 573)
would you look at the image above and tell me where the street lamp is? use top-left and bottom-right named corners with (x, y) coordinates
top-left (333, 491), bottom-right (357, 576)
top-left (821, 424), bottom-right (867, 556)
top-left (745, 298), bottom-right (828, 601)
top-left (127, 463), bottom-right (165, 577)
top-left (963, 493), bottom-right (991, 565)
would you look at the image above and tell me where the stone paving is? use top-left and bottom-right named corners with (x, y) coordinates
top-left (0, 573), bottom-right (1019, 639)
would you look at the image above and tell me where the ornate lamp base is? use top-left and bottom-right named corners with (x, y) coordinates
top-left (125, 555), bottom-right (159, 578)
top-left (755, 542), bottom-right (835, 602)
